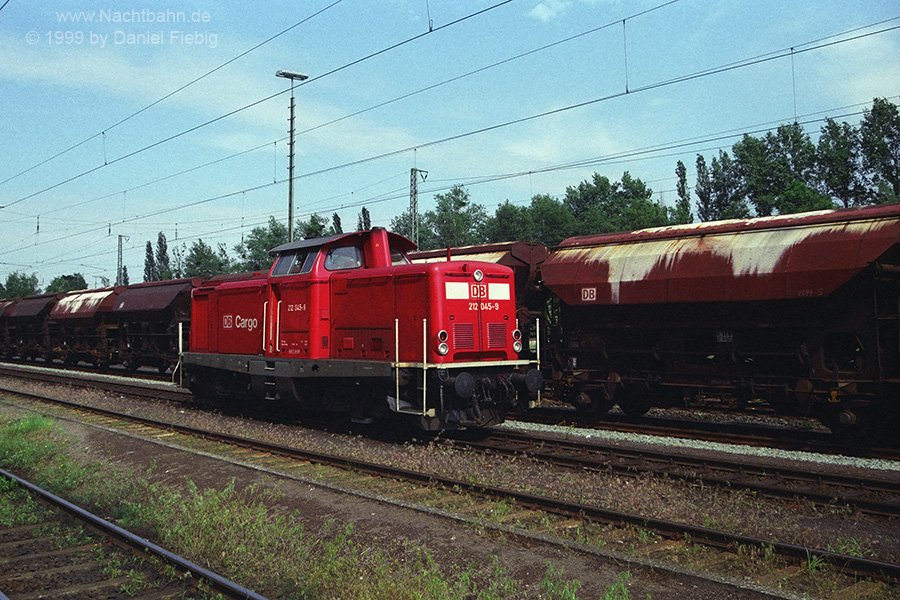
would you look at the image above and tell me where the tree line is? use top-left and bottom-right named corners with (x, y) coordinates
top-left (3, 98), bottom-right (897, 297)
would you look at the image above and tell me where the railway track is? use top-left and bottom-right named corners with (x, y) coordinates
top-left (1, 377), bottom-right (898, 594)
top-left (517, 403), bottom-right (900, 461)
top-left (451, 428), bottom-right (900, 518)
top-left (7, 359), bottom-right (900, 461)
top-left (0, 468), bottom-right (267, 600)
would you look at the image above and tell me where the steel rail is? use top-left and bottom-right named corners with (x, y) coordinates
top-left (514, 405), bottom-right (900, 461)
top-left (2, 384), bottom-right (898, 584)
top-left (460, 429), bottom-right (900, 518)
top-left (0, 467), bottom-right (269, 600)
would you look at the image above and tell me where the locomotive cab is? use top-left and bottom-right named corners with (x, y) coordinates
top-left (183, 228), bottom-right (540, 431)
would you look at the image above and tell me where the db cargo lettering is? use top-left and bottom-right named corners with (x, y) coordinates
top-left (222, 314), bottom-right (258, 331)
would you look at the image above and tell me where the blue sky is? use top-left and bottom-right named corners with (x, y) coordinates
top-left (1, 0), bottom-right (898, 288)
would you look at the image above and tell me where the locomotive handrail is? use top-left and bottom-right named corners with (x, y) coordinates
top-left (262, 301), bottom-right (268, 352)
top-left (276, 300), bottom-right (282, 353)
top-left (390, 317), bottom-right (434, 417)
top-left (535, 318), bottom-right (541, 404)
top-left (395, 318), bottom-right (400, 410)
top-left (422, 318), bottom-right (427, 417)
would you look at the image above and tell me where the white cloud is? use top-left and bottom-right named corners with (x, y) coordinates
top-left (527, 0), bottom-right (572, 23)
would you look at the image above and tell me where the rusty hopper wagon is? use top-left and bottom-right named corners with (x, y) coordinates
top-left (540, 203), bottom-right (900, 434)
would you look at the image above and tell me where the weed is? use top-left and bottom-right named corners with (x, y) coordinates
top-left (805, 550), bottom-right (827, 575)
top-left (604, 572), bottom-right (633, 600)
top-left (0, 477), bottom-right (45, 526)
top-left (541, 562), bottom-right (582, 600)
top-left (635, 529), bottom-right (658, 544)
top-left (827, 537), bottom-right (872, 558)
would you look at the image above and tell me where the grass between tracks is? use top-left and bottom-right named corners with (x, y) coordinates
top-left (0, 413), bottom-right (620, 600)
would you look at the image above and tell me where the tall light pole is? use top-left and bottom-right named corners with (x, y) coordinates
top-left (276, 69), bottom-right (308, 242)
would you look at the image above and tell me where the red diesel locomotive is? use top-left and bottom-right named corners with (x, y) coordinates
top-left (182, 228), bottom-right (541, 430)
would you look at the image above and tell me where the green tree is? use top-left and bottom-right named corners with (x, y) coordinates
top-left (421, 185), bottom-right (488, 249)
top-left (170, 243), bottom-right (186, 279)
top-left (234, 216), bottom-right (289, 272)
top-left (732, 133), bottom-right (773, 216)
top-left (121, 265), bottom-right (130, 286)
top-left (332, 213), bottom-right (343, 235)
top-left (143, 241), bottom-right (156, 282)
top-left (155, 232), bottom-right (172, 280)
top-left (695, 154), bottom-right (715, 221)
top-left (528, 194), bottom-right (576, 246)
top-left (615, 171), bottom-right (668, 230)
top-left (669, 160), bottom-right (693, 224)
top-left (776, 180), bottom-right (834, 214)
top-left (709, 150), bottom-right (750, 220)
top-left (356, 207), bottom-right (371, 231)
top-left (45, 273), bottom-right (88, 294)
top-left (4, 272), bottom-right (40, 298)
top-left (564, 173), bottom-right (614, 228)
top-left (390, 210), bottom-right (428, 246)
top-left (859, 97), bottom-right (900, 202)
top-left (735, 123), bottom-right (821, 216)
top-left (484, 200), bottom-right (536, 243)
top-left (817, 117), bottom-right (867, 208)
top-left (564, 172), bottom-right (666, 234)
top-left (184, 239), bottom-right (230, 278)
top-left (297, 214), bottom-right (331, 240)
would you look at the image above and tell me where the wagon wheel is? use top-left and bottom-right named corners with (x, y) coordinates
top-left (616, 381), bottom-right (653, 417)
top-left (572, 388), bottom-right (614, 418)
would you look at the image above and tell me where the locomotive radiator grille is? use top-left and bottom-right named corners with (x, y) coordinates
top-left (453, 323), bottom-right (475, 349)
top-left (487, 322), bottom-right (507, 349)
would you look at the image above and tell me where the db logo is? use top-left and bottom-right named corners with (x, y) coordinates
top-left (470, 283), bottom-right (487, 298)
top-left (223, 315), bottom-right (233, 329)
top-left (581, 287), bottom-right (596, 302)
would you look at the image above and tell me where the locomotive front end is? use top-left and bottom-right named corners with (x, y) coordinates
top-left (391, 260), bottom-right (541, 430)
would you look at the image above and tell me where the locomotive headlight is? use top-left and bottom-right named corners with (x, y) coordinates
top-left (437, 342), bottom-right (450, 355)
top-left (473, 269), bottom-right (484, 282)
top-left (512, 328), bottom-right (523, 352)
top-left (437, 329), bottom-right (448, 343)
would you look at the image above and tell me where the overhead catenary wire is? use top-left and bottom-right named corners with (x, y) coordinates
top-left (17, 0), bottom-right (681, 225)
top-left (16, 98), bottom-right (891, 272)
top-left (0, 0), bottom-right (346, 190)
top-left (1, 0), bottom-right (515, 209)
top-left (2, 9), bottom-right (897, 277)
top-left (3, 23), bottom-right (897, 269)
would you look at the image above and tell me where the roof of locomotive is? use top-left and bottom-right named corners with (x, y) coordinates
top-left (542, 203), bottom-right (900, 305)
top-left (269, 228), bottom-right (417, 255)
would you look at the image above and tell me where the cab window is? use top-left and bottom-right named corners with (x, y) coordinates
top-left (391, 249), bottom-right (410, 265)
top-left (271, 249), bottom-right (317, 277)
top-left (292, 250), bottom-right (317, 274)
top-left (324, 245), bottom-right (363, 271)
